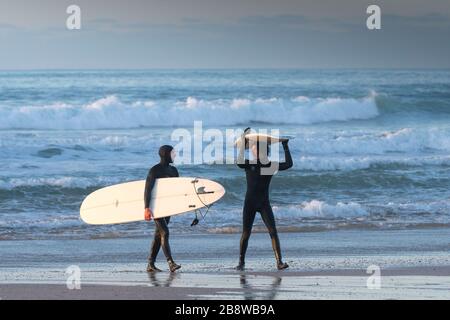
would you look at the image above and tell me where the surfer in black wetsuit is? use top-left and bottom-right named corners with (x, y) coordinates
top-left (144, 145), bottom-right (181, 273)
top-left (236, 128), bottom-right (293, 271)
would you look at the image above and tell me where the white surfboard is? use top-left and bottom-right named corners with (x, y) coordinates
top-left (80, 177), bottom-right (225, 225)
top-left (235, 133), bottom-right (294, 149)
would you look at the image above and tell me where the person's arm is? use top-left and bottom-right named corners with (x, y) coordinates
top-left (144, 168), bottom-right (156, 220)
top-left (237, 142), bottom-right (249, 169)
top-left (237, 129), bottom-right (250, 169)
top-left (278, 140), bottom-right (293, 171)
top-left (173, 167), bottom-right (180, 178)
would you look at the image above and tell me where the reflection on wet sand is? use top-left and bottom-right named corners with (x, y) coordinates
top-left (240, 274), bottom-right (282, 300)
top-left (143, 272), bottom-right (287, 300)
top-left (147, 272), bottom-right (177, 287)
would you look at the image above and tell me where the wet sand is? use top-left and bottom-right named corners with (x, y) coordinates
top-left (1, 266), bottom-right (449, 300)
top-left (1, 230), bottom-right (449, 299)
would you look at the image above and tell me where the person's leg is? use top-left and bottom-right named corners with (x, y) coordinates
top-left (260, 204), bottom-right (288, 270)
top-left (149, 218), bottom-right (170, 262)
top-left (154, 216), bottom-right (181, 272)
top-left (147, 226), bottom-right (162, 272)
top-left (237, 204), bottom-right (257, 270)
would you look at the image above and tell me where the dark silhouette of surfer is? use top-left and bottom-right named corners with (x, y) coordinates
top-left (144, 145), bottom-right (181, 273)
top-left (236, 128), bottom-right (293, 270)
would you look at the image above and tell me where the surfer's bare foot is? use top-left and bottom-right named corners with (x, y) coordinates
top-left (147, 263), bottom-right (162, 273)
top-left (168, 261), bottom-right (181, 272)
top-left (235, 263), bottom-right (245, 271)
top-left (277, 262), bottom-right (289, 270)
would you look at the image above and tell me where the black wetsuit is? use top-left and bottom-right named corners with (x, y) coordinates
top-left (237, 142), bottom-right (293, 266)
top-left (144, 146), bottom-right (179, 265)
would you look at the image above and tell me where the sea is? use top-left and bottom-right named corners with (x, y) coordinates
top-left (1, 69), bottom-right (449, 241)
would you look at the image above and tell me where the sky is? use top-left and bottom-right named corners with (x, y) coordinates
top-left (0, 0), bottom-right (449, 69)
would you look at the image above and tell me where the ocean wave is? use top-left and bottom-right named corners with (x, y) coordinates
top-left (3, 125), bottom-right (449, 162)
top-left (294, 155), bottom-right (450, 171)
top-left (0, 176), bottom-right (122, 190)
top-left (273, 200), bottom-right (370, 218)
top-left (385, 199), bottom-right (450, 216)
top-left (1, 199), bottom-right (450, 241)
top-left (1, 152), bottom-right (449, 192)
top-left (295, 127), bottom-right (450, 156)
top-left (376, 93), bottom-right (450, 115)
top-left (280, 199), bottom-right (450, 218)
top-left (0, 94), bottom-right (379, 129)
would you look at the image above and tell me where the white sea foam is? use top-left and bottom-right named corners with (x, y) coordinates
top-left (293, 127), bottom-right (450, 156)
top-left (294, 155), bottom-right (450, 171)
top-left (0, 94), bottom-right (379, 129)
top-left (273, 200), bottom-right (370, 218)
top-left (385, 199), bottom-right (450, 216)
top-left (2, 127), bottom-right (449, 173)
top-left (273, 199), bottom-right (450, 219)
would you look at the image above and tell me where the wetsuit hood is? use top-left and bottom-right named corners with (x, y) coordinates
top-left (159, 145), bottom-right (174, 165)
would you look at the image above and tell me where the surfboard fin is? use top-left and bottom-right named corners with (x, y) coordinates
top-left (196, 186), bottom-right (214, 195)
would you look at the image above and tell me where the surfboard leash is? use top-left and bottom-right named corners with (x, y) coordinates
top-left (190, 178), bottom-right (213, 226)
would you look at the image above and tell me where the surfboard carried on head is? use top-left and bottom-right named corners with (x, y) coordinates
top-left (80, 177), bottom-right (225, 225)
top-left (235, 132), bottom-right (295, 149)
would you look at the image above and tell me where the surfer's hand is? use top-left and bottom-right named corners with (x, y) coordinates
top-left (282, 140), bottom-right (289, 146)
top-left (144, 208), bottom-right (152, 221)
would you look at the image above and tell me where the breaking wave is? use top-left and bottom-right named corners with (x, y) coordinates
top-left (0, 94), bottom-right (379, 129)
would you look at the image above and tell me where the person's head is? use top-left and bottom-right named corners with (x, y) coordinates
top-left (250, 140), bottom-right (270, 163)
top-left (159, 145), bottom-right (176, 164)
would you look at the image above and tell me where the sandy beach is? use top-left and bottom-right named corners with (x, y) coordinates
top-left (1, 267), bottom-right (449, 300)
top-left (0, 267), bottom-right (450, 300)
top-left (1, 230), bottom-right (449, 300)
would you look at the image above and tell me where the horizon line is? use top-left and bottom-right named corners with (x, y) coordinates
top-left (1, 67), bottom-right (450, 72)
